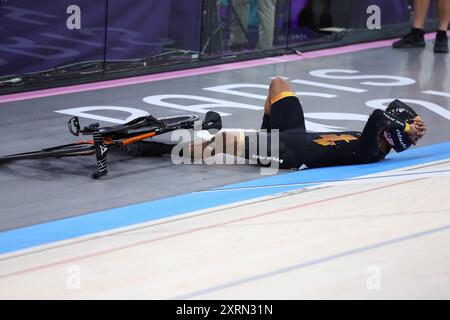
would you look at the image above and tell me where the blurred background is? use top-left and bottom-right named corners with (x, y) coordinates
top-left (0, 0), bottom-right (441, 93)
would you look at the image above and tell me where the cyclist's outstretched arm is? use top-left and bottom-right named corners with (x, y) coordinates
top-left (189, 131), bottom-right (246, 159)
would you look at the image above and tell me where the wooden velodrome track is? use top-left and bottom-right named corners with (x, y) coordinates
top-left (0, 160), bottom-right (449, 299)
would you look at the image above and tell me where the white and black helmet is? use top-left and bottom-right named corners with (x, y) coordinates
top-left (385, 99), bottom-right (418, 152)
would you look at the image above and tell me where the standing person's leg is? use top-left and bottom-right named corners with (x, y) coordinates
top-left (412, 0), bottom-right (431, 29)
top-left (438, 0), bottom-right (450, 30)
top-left (257, 0), bottom-right (277, 50)
top-left (435, 0), bottom-right (449, 53)
top-left (230, 0), bottom-right (250, 50)
top-left (393, 0), bottom-right (429, 48)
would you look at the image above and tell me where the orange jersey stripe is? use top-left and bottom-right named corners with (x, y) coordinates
top-left (270, 91), bottom-right (297, 105)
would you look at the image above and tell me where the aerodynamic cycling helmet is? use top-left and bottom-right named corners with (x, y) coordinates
top-left (385, 99), bottom-right (418, 152)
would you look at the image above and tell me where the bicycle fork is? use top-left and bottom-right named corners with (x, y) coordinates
top-left (92, 132), bottom-right (108, 179)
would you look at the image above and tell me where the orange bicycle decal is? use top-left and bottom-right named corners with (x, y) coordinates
top-left (122, 132), bottom-right (156, 146)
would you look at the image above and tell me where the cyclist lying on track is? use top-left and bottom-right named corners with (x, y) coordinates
top-left (127, 77), bottom-right (427, 170)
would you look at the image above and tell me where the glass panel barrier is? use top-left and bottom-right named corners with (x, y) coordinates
top-left (0, 0), bottom-right (107, 84)
top-left (104, 0), bottom-right (203, 73)
top-left (0, 0), bottom-right (443, 93)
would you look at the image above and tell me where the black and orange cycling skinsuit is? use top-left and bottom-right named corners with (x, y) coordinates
top-left (244, 92), bottom-right (411, 169)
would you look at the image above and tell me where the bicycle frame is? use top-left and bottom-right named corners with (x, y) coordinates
top-left (90, 119), bottom-right (191, 179)
top-left (0, 112), bottom-right (221, 179)
top-left (71, 111), bottom-right (221, 179)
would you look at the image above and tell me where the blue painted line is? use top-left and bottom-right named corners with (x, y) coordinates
top-left (0, 141), bottom-right (449, 254)
top-left (175, 223), bottom-right (450, 299)
top-left (217, 141), bottom-right (450, 189)
top-left (203, 168), bottom-right (450, 192)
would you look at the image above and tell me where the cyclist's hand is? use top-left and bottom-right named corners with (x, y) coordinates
top-left (413, 116), bottom-right (426, 138)
top-left (408, 116), bottom-right (427, 145)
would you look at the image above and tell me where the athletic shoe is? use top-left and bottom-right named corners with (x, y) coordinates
top-left (392, 28), bottom-right (425, 48)
top-left (434, 31), bottom-right (449, 53)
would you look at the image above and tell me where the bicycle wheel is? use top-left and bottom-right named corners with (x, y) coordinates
top-left (0, 142), bottom-right (95, 162)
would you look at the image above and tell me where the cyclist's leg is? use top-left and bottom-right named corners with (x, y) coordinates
top-left (262, 77), bottom-right (306, 133)
top-left (194, 131), bottom-right (246, 159)
top-left (261, 79), bottom-right (289, 131)
top-left (267, 77), bottom-right (294, 114)
top-left (128, 131), bottom-right (246, 160)
top-left (261, 95), bottom-right (272, 131)
top-left (127, 141), bottom-right (175, 157)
